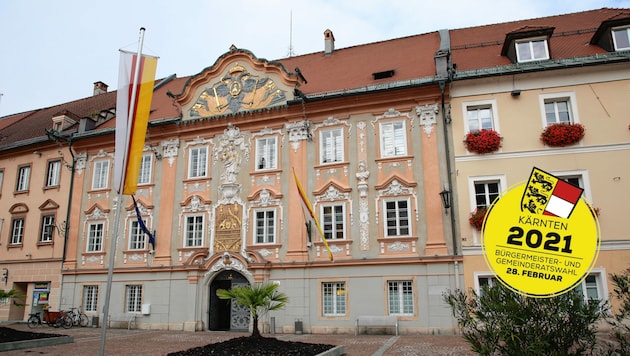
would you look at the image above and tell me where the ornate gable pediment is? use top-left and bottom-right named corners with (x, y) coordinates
top-left (174, 47), bottom-right (303, 119)
top-left (39, 199), bottom-right (60, 211)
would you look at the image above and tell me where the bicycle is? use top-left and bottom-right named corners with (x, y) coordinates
top-left (65, 306), bottom-right (89, 327)
top-left (27, 310), bottom-right (72, 329)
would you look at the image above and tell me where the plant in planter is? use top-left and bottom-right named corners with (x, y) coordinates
top-left (540, 123), bottom-right (585, 147)
top-left (469, 207), bottom-right (489, 231)
top-left (464, 129), bottom-right (502, 154)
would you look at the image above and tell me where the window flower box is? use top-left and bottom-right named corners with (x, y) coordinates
top-left (469, 207), bottom-right (488, 231)
top-left (464, 129), bottom-right (502, 154)
top-left (540, 123), bottom-right (585, 147)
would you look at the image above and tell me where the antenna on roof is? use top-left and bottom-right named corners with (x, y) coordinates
top-left (287, 10), bottom-right (296, 57)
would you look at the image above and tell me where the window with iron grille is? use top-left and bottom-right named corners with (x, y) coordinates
top-left (125, 285), bottom-right (142, 313)
top-left (322, 282), bottom-right (346, 316)
top-left (388, 281), bottom-right (414, 315)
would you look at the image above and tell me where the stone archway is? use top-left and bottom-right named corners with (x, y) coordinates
top-left (208, 270), bottom-right (250, 331)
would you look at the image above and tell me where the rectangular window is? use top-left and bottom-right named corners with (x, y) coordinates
top-left (254, 209), bottom-right (275, 244)
top-left (388, 281), bottom-right (414, 315)
top-left (83, 285), bottom-right (99, 313)
top-left (125, 285), bottom-right (142, 313)
top-left (184, 215), bottom-right (204, 247)
top-left (322, 204), bottom-right (345, 240)
top-left (613, 26), bottom-right (630, 51)
top-left (544, 99), bottom-right (572, 126)
top-left (320, 128), bottom-right (343, 164)
top-left (0, 169), bottom-right (4, 195)
top-left (188, 147), bottom-right (208, 178)
top-left (87, 222), bottom-right (104, 252)
top-left (128, 220), bottom-right (146, 250)
top-left (40, 215), bottom-right (55, 243)
top-left (255, 137), bottom-right (277, 170)
top-left (384, 199), bottom-right (410, 237)
top-left (467, 105), bottom-right (494, 132)
top-left (477, 275), bottom-right (499, 296)
top-left (474, 181), bottom-right (500, 208)
top-left (380, 121), bottom-right (407, 157)
top-left (16, 165), bottom-right (30, 192)
top-left (516, 38), bottom-right (549, 62)
top-left (10, 218), bottom-right (24, 244)
top-left (46, 160), bottom-right (61, 187)
top-left (322, 282), bottom-right (346, 316)
top-left (137, 154), bottom-right (152, 185)
top-left (92, 160), bottom-right (109, 190)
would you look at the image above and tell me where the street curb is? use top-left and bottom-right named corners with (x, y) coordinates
top-left (0, 335), bottom-right (74, 352)
top-left (316, 345), bottom-right (345, 356)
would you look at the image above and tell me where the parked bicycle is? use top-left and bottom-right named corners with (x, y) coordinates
top-left (65, 307), bottom-right (89, 327)
top-left (27, 309), bottom-right (72, 329)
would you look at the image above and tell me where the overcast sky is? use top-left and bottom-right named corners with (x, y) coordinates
top-left (1, 0), bottom-right (628, 117)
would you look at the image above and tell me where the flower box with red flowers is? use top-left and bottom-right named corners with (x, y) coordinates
top-left (469, 207), bottom-right (488, 231)
top-left (464, 129), bottom-right (502, 154)
top-left (540, 123), bottom-right (585, 147)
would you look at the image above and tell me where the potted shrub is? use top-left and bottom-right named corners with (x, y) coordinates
top-left (469, 207), bottom-right (488, 231)
top-left (464, 129), bottom-right (502, 154)
top-left (540, 123), bottom-right (585, 147)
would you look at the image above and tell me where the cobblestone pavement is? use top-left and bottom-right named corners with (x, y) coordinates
top-left (2, 323), bottom-right (474, 355)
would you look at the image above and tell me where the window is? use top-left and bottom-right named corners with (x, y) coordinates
top-left (125, 285), bottom-right (142, 313)
top-left (254, 209), bottom-right (275, 244)
top-left (83, 285), bottom-right (98, 313)
top-left (0, 169), bottom-right (4, 194)
top-left (87, 222), bottom-right (104, 252)
top-left (516, 38), bottom-right (549, 62)
top-left (16, 165), bottom-right (30, 192)
top-left (467, 105), bottom-right (494, 131)
top-left (322, 204), bottom-right (345, 240)
top-left (137, 154), bottom-right (152, 185)
top-left (10, 218), bottom-right (24, 245)
top-left (40, 215), bottom-right (55, 243)
top-left (380, 121), bottom-right (407, 157)
top-left (322, 282), bottom-right (346, 316)
top-left (474, 181), bottom-right (500, 208)
top-left (188, 147), bottom-right (208, 178)
top-left (388, 281), bottom-right (414, 315)
top-left (46, 160), bottom-right (61, 187)
top-left (184, 215), bottom-right (204, 247)
top-left (384, 199), bottom-right (410, 237)
top-left (476, 274), bottom-right (499, 296)
top-left (612, 26), bottom-right (630, 51)
top-left (544, 99), bottom-right (572, 126)
top-left (320, 128), bottom-right (343, 164)
top-left (128, 220), bottom-right (146, 250)
top-left (255, 137), bottom-right (277, 170)
top-left (92, 160), bottom-right (109, 190)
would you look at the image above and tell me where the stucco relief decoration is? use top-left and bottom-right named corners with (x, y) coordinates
top-left (161, 139), bottom-right (180, 166)
top-left (372, 108), bottom-right (414, 131)
top-left (214, 202), bottom-right (243, 253)
top-left (375, 180), bottom-right (419, 222)
top-left (74, 152), bottom-right (87, 174)
top-left (86, 207), bottom-right (107, 220)
top-left (356, 161), bottom-right (370, 198)
top-left (286, 121), bottom-right (311, 151)
top-left (208, 252), bottom-right (252, 277)
top-left (189, 63), bottom-right (287, 117)
top-left (416, 104), bottom-right (439, 137)
top-left (214, 123), bottom-right (249, 184)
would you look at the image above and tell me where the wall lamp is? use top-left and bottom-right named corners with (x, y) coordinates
top-left (511, 89), bottom-right (521, 97)
top-left (439, 188), bottom-right (452, 214)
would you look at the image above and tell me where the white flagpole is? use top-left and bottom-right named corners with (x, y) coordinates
top-left (99, 27), bottom-right (146, 356)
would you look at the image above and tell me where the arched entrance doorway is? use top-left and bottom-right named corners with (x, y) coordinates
top-left (208, 270), bottom-right (250, 331)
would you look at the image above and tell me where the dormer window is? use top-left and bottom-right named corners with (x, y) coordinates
top-left (612, 26), bottom-right (630, 51)
top-left (515, 38), bottom-right (550, 62)
top-left (590, 13), bottom-right (630, 52)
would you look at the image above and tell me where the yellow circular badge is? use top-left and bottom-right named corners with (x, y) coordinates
top-left (482, 168), bottom-right (600, 298)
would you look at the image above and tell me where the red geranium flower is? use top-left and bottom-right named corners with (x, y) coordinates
top-left (464, 129), bottom-right (502, 154)
top-left (469, 207), bottom-right (488, 231)
top-left (540, 123), bottom-right (585, 147)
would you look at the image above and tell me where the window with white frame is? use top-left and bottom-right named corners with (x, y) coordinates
top-left (83, 285), bottom-right (98, 312)
top-left (612, 26), bottom-right (630, 51)
top-left (254, 209), bottom-right (275, 244)
top-left (475, 274), bottom-right (499, 296)
top-left (579, 272), bottom-right (605, 301)
top-left (384, 199), bottom-right (410, 237)
top-left (255, 137), bottom-right (277, 170)
top-left (40, 214), bottom-right (55, 243)
top-left (474, 180), bottom-right (500, 208)
top-left (125, 285), bottom-right (142, 313)
top-left (380, 121), bottom-right (407, 157)
top-left (87, 222), bottom-right (104, 252)
top-left (320, 128), bottom-right (344, 164)
top-left (321, 204), bottom-right (345, 240)
top-left (10, 218), bottom-right (24, 245)
top-left (137, 153), bottom-right (152, 185)
top-left (46, 160), bottom-right (61, 187)
top-left (388, 280), bottom-right (414, 315)
top-left (467, 105), bottom-right (494, 132)
top-left (516, 38), bottom-right (549, 62)
top-left (0, 170), bottom-right (4, 194)
top-left (544, 98), bottom-right (572, 126)
top-left (184, 215), bottom-right (204, 247)
top-left (128, 220), bottom-right (146, 250)
top-left (322, 282), bottom-right (346, 316)
top-left (91, 160), bottom-right (109, 190)
top-left (188, 146), bottom-right (208, 179)
top-left (16, 165), bottom-right (30, 192)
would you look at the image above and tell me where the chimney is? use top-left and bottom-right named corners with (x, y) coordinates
top-left (324, 29), bottom-right (335, 55)
top-left (93, 81), bottom-right (108, 95)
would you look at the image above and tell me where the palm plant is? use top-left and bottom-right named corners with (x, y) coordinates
top-left (216, 282), bottom-right (288, 337)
